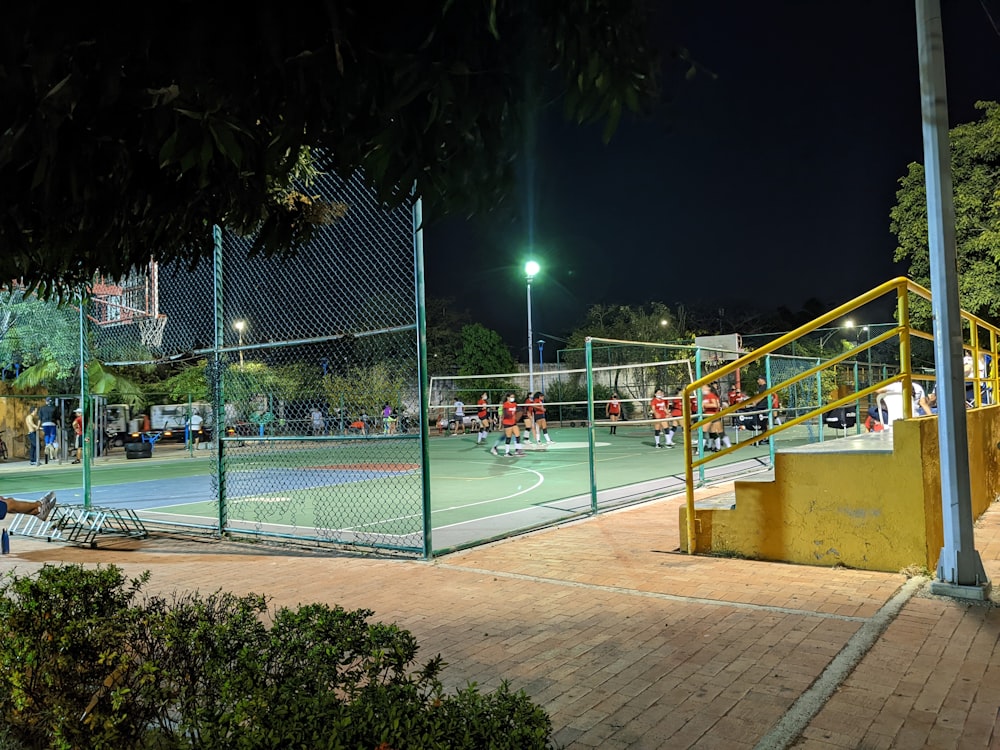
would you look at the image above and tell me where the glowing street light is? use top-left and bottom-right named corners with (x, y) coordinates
top-left (525, 260), bottom-right (540, 393)
top-left (820, 320), bottom-right (853, 352)
top-left (233, 319), bottom-right (247, 370)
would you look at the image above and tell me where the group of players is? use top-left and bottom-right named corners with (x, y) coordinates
top-left (468, 391), bottom-right (554, 457)
top-left (607, 384), bottom-right (761, 453)
top-left (471, 381), bottom-right (761, 458)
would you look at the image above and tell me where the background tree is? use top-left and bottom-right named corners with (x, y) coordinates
top-left (425, 298), bottom-right (471, 375)
top-left (454, 323), bottom-right (518, 401)
top-left (321, 363), bottom-right (406, 424)
top-left (891, 100), bottom-right (1000, 329)
top-left (2, 3), bottom-right (662, 294)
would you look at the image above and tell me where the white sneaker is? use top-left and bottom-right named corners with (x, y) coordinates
top-left (37, 491), bottom-right (57, 521)
top-left (490, 446), bottom-right (498, 456)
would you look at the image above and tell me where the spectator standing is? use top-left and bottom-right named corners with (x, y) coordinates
top-left (188, 411), bottom-right (204, 449)
top-left (25, 406), bottom-right (40, 466)
top-left (452, 398), bottom-right (465, 435)
top-left (38, 398), bottom-right (60, 462)
top-left (71, 408), bottom-right (83, 464)
top-left (310, 406), bottom-right (325, 436)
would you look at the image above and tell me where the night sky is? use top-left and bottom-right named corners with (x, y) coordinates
top-left (423, 2), bottom-right (1000, 355)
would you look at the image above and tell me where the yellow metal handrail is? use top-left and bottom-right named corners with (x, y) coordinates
top-left (681, 276), bottom-right (1000, 554)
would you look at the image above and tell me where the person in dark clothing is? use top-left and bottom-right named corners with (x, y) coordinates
top-left (38, 399), bottom-right (61, 461)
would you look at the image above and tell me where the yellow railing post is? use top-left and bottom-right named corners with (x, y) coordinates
top-left (898, 284), bottom-right (913, 418)
top-left (683, 388), bottom-right (696, 554)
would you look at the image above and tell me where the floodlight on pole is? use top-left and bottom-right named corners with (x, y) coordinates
top-left (525, 260), bottom-right (540, 393)
top-left (819, 320), bottom-right (853, 352)
top-left (233, 319), bottom-right (246, 370)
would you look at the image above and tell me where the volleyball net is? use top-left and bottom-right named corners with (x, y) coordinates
top-left (429, 354), bottom-right (696, 429)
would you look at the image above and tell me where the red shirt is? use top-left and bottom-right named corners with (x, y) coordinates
top-left (533, 398), bottom-right (545, 416)
top-left (501, 400), bottom-right (519, 427)
top-left (667, 397), bottom-right (683, 418)
top-left (651, 396), bottom-right (669, 420)
top-left (702, 391), bottom-right (720, 415)
top-left (607, 398), bottom-right (620, 415)
top-left (477, 398), bottom-right (488, 419)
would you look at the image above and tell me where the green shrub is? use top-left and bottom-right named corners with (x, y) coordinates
top-left (0, 564), bottom-right (553, 750)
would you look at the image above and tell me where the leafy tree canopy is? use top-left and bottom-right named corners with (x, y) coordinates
top-left (891, 100), bottom-right (1000, 328)
top-left (457, 323), bottom-right (517, 377)
top-left (2, 3), bottom-right (661, 295)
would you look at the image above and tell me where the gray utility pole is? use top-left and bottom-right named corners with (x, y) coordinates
top-left (915, 0), bottom-right (990, 599)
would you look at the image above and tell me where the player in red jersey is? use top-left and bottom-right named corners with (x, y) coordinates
top-left (530, 392), bottom-right (553, 445)
top-left (701, 384), bottom-right (731, 452)
top-left (606, 393), bottom-right (621, 435)
top-left (650, 388), bottom-right (670, 448)
top-left (476, 392), bottom-right (490, 444)
top-left (490, 393), bottom-right (525, 457)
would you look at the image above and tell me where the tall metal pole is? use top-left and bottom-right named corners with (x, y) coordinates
top-left (212, 224), bottom-right (228, 535)
top-left (538, 340), bottom-right (545, 393)
top-left (916, 0), bottom-right (990, 598)
top-left (414, 196), bottom-right (433, 559)
top-left (526, 276), bottom-right (534, 394)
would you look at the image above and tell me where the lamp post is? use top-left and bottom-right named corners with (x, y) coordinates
top-left (233, 319), bottom-right (246, 371)
top-left (525, 260), bottom-right (540, 393)
top-left (819, 320), bottom-right (853, 353)
top-left (537, 339), bottom-right (546, 393)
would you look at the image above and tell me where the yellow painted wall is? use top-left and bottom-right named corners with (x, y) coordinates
top-left (680, 405), bottom-right (1000, 572)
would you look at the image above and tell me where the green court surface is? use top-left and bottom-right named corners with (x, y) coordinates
top-left (1, 423), bottom-right (802, 552)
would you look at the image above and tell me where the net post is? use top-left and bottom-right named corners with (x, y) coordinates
top-left (585, 337), bottom-right (598, 513)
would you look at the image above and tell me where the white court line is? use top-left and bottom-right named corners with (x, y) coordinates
top-left (342, 463), bottom-right (547, 532)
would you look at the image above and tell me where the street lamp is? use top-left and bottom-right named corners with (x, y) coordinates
top-left (233, 319), bottom-right (246, 370)
top-left (819, 320), bottom-right (853, 352)
top-left (525, 260), bottom-right (540, 393)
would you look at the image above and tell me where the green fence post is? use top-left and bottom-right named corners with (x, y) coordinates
top-left (586, 337), bottom-right (598, 513)
top-left (213, 224), bottom-right (227, 534)
top-left (79, 300), bottom-right (91, 509)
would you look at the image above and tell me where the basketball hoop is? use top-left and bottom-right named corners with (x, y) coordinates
top-left (139, 315), bottom-right (168, 349)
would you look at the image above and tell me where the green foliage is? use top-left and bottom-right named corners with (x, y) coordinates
top-left (158, 361), bottom-right (211, 403)
top-left (457, 323), bottom-right (518, 377)
top-left (891, 100), bottom-right (1000, 328)
top-left (0, 564), bottom-right (554, 750)
top-left (454, 324), bottom-right (519, 401)
top-left (322, 362), bottom-right (406, 419)
top-left (564, 303), bottom-right (679, 370)
top-left (2, 3), bottom-right (661, 295)
top-left (426, 298), bottom-right (472, 376)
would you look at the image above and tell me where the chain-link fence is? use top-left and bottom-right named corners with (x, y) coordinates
top-left (2, 170), bottom-right (428, 555)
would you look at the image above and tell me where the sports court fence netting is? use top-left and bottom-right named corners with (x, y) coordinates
top-left (0, 169), bottom-right (431, 556)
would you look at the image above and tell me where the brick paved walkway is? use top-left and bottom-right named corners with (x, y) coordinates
top-left (2, 486), bottom-right (999, 749)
